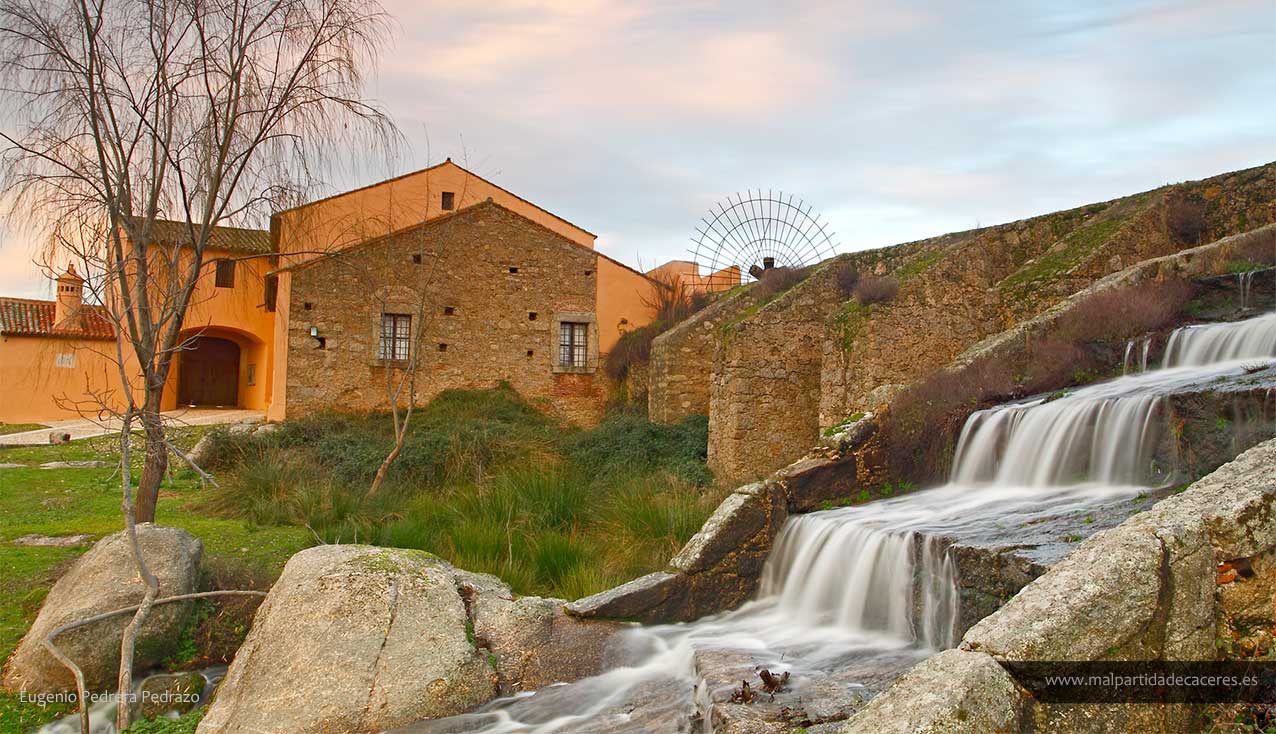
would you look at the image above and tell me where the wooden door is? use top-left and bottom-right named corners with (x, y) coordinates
top-left (178, 337), bottom-right (240, 406)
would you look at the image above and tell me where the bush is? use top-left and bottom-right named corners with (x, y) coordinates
top-left (568, 413), bottom-right (711, 486)
top-left (852, 274), bottom-right (899, 305)
top-left (206, 387), bottom-right (716, 599)
top-left (604, 323), bottom-right (661, 381)
top-left (1055, 279), bottom-right (1193, 344)
top-left (876, 278), bottom-right (1193, 482)
top-left (1230, 227), bottom-right (1276, 266)
top-left (833, 262), bottom-right (860, 296)
top-left (754, 266), bottom-right (807, 301)
top-left (1166, 191), bottom-right (1208, 244)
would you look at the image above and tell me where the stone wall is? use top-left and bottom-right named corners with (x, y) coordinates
top-left (707, 262), bottom-right (842, 483)
top-left (822, 163), bottom-right (1276, 432)
top-left (647, 286), bottom-right (758, 424)
top-left (568, 226), bottom-right (1276, 630)
top-left (841, 434), bottom-right (1276, 734)
top-left (285, 201), bottom-right (608, 425)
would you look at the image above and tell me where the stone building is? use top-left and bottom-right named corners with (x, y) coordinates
top-left (0, 160), bottom-right (687, 425)
top-left (279, 200), bottom-right (633, 424)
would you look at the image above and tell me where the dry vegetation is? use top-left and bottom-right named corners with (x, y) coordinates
top-left (877, 278), bottom-right (1195, 482)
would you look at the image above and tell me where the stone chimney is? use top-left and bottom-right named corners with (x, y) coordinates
top-left (54, 264), bottom-right (84, 331)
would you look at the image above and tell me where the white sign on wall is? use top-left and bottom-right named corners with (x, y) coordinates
top-left (55, 353), bottom-right (76, 369)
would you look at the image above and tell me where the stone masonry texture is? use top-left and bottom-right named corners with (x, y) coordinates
top-left (285, 202), bottom-right (607, 425)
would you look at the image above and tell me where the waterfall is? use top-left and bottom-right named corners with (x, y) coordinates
top-left (1238, 271), bottom-right (1255, 310)
top-left (759, 515), bottom-right (957, 649)
top-left (1162, 312), bottom-right (1276, 367)
top-left (405, 311), bottom-right (1276, 733)
top-left (951, 393), bottom-right (1163, 487)
top-left (1122, 336), bottom-right (1151, 374)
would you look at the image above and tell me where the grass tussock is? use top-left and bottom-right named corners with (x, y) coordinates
top-left (203, 385), bottom-right (718, 599)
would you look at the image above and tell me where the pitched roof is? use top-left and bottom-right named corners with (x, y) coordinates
top-left (129, 218), bottom-right (273, 254)
top-left (273, 160), bottom-right (598, 239)
top-left (0, 297), bottom-right (115, 340)
top-left (269, 199), bottom-right (660, 288)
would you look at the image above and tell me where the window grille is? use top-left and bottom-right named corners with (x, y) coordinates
top-left (559, 322), bottom-right (587, 368)
top-left (379, 313), bottom-right (412, 361)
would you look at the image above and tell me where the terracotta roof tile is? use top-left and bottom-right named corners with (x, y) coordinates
top-left (0, 297), bottom-right (115, 340)
top-left (129, 218), bottom-right (272, 254)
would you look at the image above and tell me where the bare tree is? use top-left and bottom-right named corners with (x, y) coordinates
top-left (360, 153), bottom-right (473, 499)
top-left (0, 0), bottom-right (397, 521)
top-left (0, 0), bottom-right (397, 728)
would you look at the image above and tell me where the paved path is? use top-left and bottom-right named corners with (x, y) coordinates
top-left (1, 408), bottom-right (265, 446)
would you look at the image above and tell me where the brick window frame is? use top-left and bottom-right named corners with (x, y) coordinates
top-left (549, 312), bottom-right (597, 374)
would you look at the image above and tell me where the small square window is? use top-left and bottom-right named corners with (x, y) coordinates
top-left (412, 254), bottom-right (422, 264)
top-left (438, 343), bottom-right (448, 352)
top-left (528, 312), bottom-right (538, 321)
top-left (526, 349), bottom-right (534, 357)
top-left (441, 192), bottom-right (455, 210)
top-left (214, 259), bottom-right (235, 288)
top-left (303, 302), bottom-right (313, 311)
top-left (443, 306), bottom-right (455, 316)
top-left (508, 266), bottom-right (519, 274)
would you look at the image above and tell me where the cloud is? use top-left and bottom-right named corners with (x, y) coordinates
top-left (2, 0), bottom-right (1272, 292)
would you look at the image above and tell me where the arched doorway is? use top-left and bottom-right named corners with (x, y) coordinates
top-left (178, 336), bottom-right (240, 407)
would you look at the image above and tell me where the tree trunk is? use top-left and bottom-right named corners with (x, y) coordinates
top-left (135, 401), bottom-right (167, 523)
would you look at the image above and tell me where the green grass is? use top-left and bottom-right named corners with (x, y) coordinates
top-left (0, 389), bottom-right (716, 726)
top-left (0, 426), bottom-right (310, 730)
top-left (0, 423), bottom-right (47, 436)
top-left (999, 215), bottom-right (1128, 300)
top-left (895, 247), bottom-right (945, 281)
top-left (201, 386), bottom-right (719, 600)
top-left (1226, 260), bottom-right (1267, 274)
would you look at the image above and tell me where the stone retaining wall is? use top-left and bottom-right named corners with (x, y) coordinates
top-left (707, 263), bottom-right (841, 483)
top-left (647, 286), bottom-right (758, 424)
top-left (569, 225), bottom-right (1276, 631)
top-left (840, 435), bottom-right (1276, 734)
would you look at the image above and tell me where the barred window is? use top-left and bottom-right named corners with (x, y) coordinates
top-left (214, 259), bottom-right (235, 288)
top-left (559, 322), bottom-right (588, 368)
top-left (378, 313), bottom-right (412, 361)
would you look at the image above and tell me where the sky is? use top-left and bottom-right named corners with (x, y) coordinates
top-left (1, 0), bottom-right (1273, 299)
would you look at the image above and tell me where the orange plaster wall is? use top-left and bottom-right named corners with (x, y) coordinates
top-left (167, 246), bottom-right (276, 412)
top-left (595, 257), bottom-right (658, 353)
top-left (0, 335), bottom-right (132, 424)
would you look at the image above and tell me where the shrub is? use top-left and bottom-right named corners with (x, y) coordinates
top-left (876, 278), bottom-right (1193, 482)
top-left (208, 386), bottom-right (715, 599)
top-left (604, 270), bottom-right (711, 382)
top-left (833, 261), bottom-right (860, 296)
top-left (568, 413), bottom-right (711, 486)
top-left (604, 322), bottom-right (661, 381)
top-left (876, 354), bottom-right (1016, 483)
top-left (1230, 227), bottom-right (1276, 266)
top-left (852, 274), bottom-right (899, 305)
top-left (1055, 279), bottom-right (1193, 344)
top-left (1166, 191), bottom-right (1208, 244)
top-left (754, 266), bottom-right (807, 301)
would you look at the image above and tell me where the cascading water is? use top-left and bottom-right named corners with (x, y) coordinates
top-left (1122, 335), bottom-right (1151, 374)
top-left (1239, 271), bottom-right (1255, 310)
top-left (1162, 311), bottom-right (1276, 367)
top-left (397, 312), bottom-right (1276, 734)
